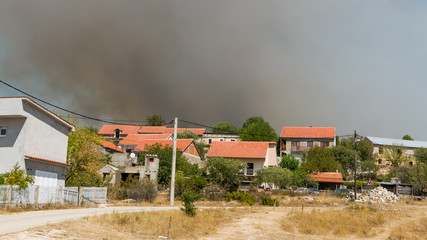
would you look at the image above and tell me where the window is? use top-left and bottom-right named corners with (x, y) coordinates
top-left (321, 141), bottom-right (329, 147)
top-left (149, 158), bottom-right (154, 162)
top-left (220, 139), bottom-right (224, 141)
top-left (246, 163), bottom-right (254, 176)
top-left (231, 139), bottom-right (235, 141)
top-left (307, 141), bottom-right (313, 147)
top-left (208, 139), bottom-right (212, 144)
top-left (291, 141), bottom-right (300, 150)
top-left (0, 127), bottom-right (6, 137)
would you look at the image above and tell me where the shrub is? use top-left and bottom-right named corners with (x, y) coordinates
top-left (226, 191), bottom-right (257, 206)
top-left (260, 195), bottom-right (279, 206)
top-left (128, 179), bottom-right (158, 202)
top-left (179, 191), bottom-right (201, 217)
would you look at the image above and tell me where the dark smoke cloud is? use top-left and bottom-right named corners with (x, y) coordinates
top-left (1, 1), bottom-right (427, 139)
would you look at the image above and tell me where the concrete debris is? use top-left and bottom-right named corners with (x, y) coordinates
top-left (347, 187), bottom-right (400, 204)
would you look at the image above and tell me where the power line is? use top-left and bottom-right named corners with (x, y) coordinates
top-left (0, 79), bottom-right (146, 125)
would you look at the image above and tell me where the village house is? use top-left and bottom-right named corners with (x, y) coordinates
top-left (119, 133), bottom-right (172, 153)
top-left (0, 97), bottom-right (75, 187)
top-left (312, 172), bottom-right (344, 190)
top-left (206, 141), bottom-right (278, 179)
top-left (280, 127), bottom-right (336, 160)
top-left (366, 136), bottom-right (427, 174)
top-left (133, 139), bottom-right (204, 168)
top-left (200, 132), bottom-right (240, 144)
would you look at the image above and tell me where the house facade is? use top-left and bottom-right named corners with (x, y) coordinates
top-left (366, 136), bottom-right (427, 174)
top-left (206, 141), bottom-right (278, 179)
top-left (0, 97), bottom-right (75, 187)
top-left (280, 127), bottom-right (336, 160)
top-left (200, 133), bottom-right (240, 144)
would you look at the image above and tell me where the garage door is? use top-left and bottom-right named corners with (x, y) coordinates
top-left (34, 170), bottom-right (58, 187)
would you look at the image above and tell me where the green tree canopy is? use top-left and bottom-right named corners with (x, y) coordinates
top-left (207, 157), bottom-right (245, 192)
top-left (239, 116), bottom-right (277, 142)
top-left (255, 167), bottom-right (293, 189)
top-left (66, 120), bottom-right (110, 187)
top-left (0, 164), bottom-right (34, 189)
top-left (402, 134), bottom-right (414, 141)
top-left (146, 114), bottom-right (165, 126)
top-left (143, 143), bottom-right (198, 185)
top-left (177, 130), bottom-right (199, 140)
top-left (383, 145), bottom-right (410, 168)
top-left (415, 148), bottom-right (427, 164)
top-left (212, 121), bottom-right (238, 134)
top-left (279, 155), bottom-right (299, 171)
top-left (301, 146), bottom-right (342, 173)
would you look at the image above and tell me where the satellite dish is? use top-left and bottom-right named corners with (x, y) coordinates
top-left (130, 153), bottom-right (136, 158)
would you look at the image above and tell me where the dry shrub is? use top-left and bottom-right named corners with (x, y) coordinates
top-left (389, 217), bottom-right (427, 240)
top-left (283, 206), bottom-right (396, 238)
top-left (89, 209), bottom-right (242, 239)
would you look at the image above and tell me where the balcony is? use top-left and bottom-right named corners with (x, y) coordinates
top-left (291, 146), bottom-right (311, 151)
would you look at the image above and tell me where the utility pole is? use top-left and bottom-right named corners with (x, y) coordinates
top-left (353, 130), bottom-right (357, 200)
top-left (170, 117), bottom-right (178, 206)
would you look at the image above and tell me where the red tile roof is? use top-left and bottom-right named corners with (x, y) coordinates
top-left (119, 134), bottom-right (172, 145)
top-left (207, 141), bottom-right (273, 159)
top-left (134, 139), bottom-right (194, 152)
top-left (281, 127), bottom-right (335, 139)
top-left (138, 126), bottom-right (167, 134)
top-left (98, 125), bottom-right (141, 135)
top-left (163, 128), bottom-right (206, 135)
top-left (24, 155), bottom-right (71, 166)
top-left (100, 140), bottom-right (126, 153)
top-left (312, 172), bottom-right (344, 183)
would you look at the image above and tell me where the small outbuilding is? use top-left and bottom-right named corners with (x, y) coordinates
top-left (312, 172), bottom-right (344, 190)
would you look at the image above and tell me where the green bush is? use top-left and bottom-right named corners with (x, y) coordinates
top-left (179, 191), bottom-right (201, 217)
top-left (226, 191), bottom-right (257, 206)
top-left (0, 164), bottom-right (34, 189)
top-left (108, 178), bottom-right (157, 202)
top-left (260, 195), bottom-right (279, 206)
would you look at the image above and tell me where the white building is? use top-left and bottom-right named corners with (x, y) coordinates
top-left (0, 97), bottom-right (75, 187)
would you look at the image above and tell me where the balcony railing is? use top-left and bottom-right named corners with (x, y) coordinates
top-left (291, 146), bottom-right (311, 151)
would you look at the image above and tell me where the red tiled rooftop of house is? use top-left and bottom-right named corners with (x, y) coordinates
top-left (99, 140), bottom-right (126, 153)
top-left (24, 155), bottom-right (71, 166)
top-left (280, 127), bottom-right (335, 139)
top-left (163, 128), bottom-right (206, 135)
top-left (312, 172), bottom-right (344, 183)
top-left (119, 134), bottom-right (172, 145)
top-left (134, 139), bottom-right (193, 152)
top-left (207, 141), bottom-right (274, 159)
top-left (98, 125), bottom-right (141, 135)
top-left (138, 126), bottom-right (167, 134)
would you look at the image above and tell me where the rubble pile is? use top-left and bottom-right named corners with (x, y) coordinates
top-left (347, 187), bottom-right (400, 203)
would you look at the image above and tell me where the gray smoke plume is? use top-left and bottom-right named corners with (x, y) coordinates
top-left (1, 1), bottom-right (427, 139)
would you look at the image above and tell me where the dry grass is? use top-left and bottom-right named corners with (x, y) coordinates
top-left (388, 216), bottom-right (427, 240)
top-left (282, 205), bottom-right (399, 238)
top-left (33, 208), bottom-right (246, 240)
top-left (0, 203), bottom-right (85, 214)
top-left (276, 192), bottom-right (348, 207)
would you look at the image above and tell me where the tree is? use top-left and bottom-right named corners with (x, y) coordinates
top-left (383, 145), bottom-right (410, 168)
top-left (0, 164), bottom-right (34, 189)
top-left (239, 116), bottom-right (277, 142)
top-left (177, 130), bottom-right (199, 140)
top-left (242, 116), bottom-right (264, 129)
top-left (415, 148), bottom-right (427, 164)
top-left (212, 121), bottom-right (238, 134)
top-left (279, 155), bottom-right (299, 171)
top-left (143, 143), bottom-right (197, 185)
top-left (402, 134), bottom-right (414, 141)
top-left (146, 114), bottom-right (165, 126)
top-left (207, 157), bottom-right (245, 192)
top-left (331, 145), bottom-right (353, 176)
top-left (66, 121), bottom-right (110, 187)
top-left (255, 167), bottom-right (293, 189)
top-left (301, 146), bottom-right (342, 173)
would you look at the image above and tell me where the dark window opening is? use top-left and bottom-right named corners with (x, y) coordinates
top-left (307, 141), bottom-right (313, 147)
top-left (149, 158), bottom-right (154, 162)
top-left (246, 163), bottom-right (254, 176)
top-left (0, 127), bottom-right (6, 137)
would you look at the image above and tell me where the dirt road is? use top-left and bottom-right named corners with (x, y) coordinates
top-left (0, 206), bottom-right (178, 236)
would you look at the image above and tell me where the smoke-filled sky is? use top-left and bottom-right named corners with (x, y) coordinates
top-left (1, 0), bottom-right (427, 139)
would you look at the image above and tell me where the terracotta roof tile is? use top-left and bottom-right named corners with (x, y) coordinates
top-left (134, 139), bottom-right (193, 152)
top-left (119, 134), bottom-right (172, 145)
top-left (24, 155), bottom-right (71, 166)
top-left (100, 140), bottom-right (126, 153)
top-left (312, 172), bottom-right (344, 183)
top-left (281, 127), bottom-right (335, 139)
top-left (207, 141), bottom-right (273, 159)
top-left (138, 126), bottom-right (167, 134)
top-left (98, 125), bottom-right (141, 135)
top-left (163, 128), bottom-right (206, 135)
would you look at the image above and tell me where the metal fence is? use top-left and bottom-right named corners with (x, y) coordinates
top-left (0, 185), bottom-right (107, 205)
